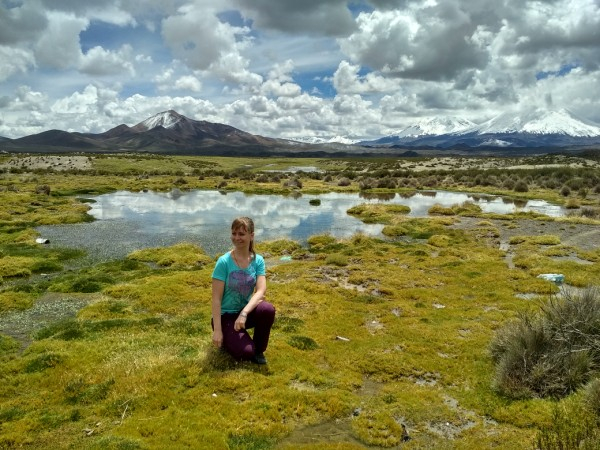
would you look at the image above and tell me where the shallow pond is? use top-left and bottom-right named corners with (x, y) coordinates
top-left (37, 189), bottom-right (565, 263)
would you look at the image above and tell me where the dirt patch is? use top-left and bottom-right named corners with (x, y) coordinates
top-left (0, 155), bottom-right (92, 171)
top-left (452, 216), bottom-right (600, 253)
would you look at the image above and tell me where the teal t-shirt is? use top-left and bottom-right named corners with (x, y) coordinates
top-left (212, 252), bottom-right (266, 314)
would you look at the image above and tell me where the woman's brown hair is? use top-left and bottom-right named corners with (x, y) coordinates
top-left (231, 217), bottom-right (255, 257)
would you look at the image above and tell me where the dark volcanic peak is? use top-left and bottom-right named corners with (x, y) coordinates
top-left (15, 129), bottom-right (98, 148)
top-left (5, 110), bottom-right (292, 155)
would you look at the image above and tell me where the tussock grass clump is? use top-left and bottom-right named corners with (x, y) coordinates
top-left (0, 243), bottom-right (84, 278)
top-left (325, 253), bottom-right (349, 266)
top-left (260, 239), bottom-right (303, 257)
top-left (347, 203), bottom-right (410, 224)
top-left (351, 410), bottom-right (406, 447)
top-left (429, 201), bottom-right (483, 216)
top-left (287, 335), bottom-right (319, 351)
top-left (382, 217), bottom-right (462, 242)
top-left (509, 235), bottom-right (561, 246)
top-left (491, 288), bottom-right (600, 399)
top-left (128, 242), bottom-right (213, 269)
top-left (272, 315), bottom-right (304, 333)
top-left (0, 334), bottom-right (19, 356)
top-left (0, 291), bottom-right (35, 313)
top-left (307, 234), bottom-right (339, 252)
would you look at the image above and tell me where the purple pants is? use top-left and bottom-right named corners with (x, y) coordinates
top-left (214, 301), bottom-right (276, 361)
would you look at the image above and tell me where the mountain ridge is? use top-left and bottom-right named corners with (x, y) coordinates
top-left (2, 108), bottom-right (600, 156)
top-left (361, 108), bottom-right (600, 149)
top-left (4, 110), bottom-right (293, 155)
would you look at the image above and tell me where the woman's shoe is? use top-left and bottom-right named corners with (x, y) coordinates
top-left (252, 352), bottom-right (267, 365)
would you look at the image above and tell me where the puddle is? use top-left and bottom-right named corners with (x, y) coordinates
top-left (280, 418), bottom-right (362, 447)
top-left (279, 377), bottom-right (386, 448)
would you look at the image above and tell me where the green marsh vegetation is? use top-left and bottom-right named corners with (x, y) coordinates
top-left (1, 153), bottom-right (600, 448)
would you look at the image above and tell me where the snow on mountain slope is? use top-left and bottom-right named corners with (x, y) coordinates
top-left (136, 110), bottom-right (184, 131)
top-left (288, 135), bottom-right (360, 145)
top-left (472, 108), bottom-right (600, 137)
top-left (394, 117), bottom-right (477, 138)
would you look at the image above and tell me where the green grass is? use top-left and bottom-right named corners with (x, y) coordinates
top-left (1, 154), bottom-right (600, 448)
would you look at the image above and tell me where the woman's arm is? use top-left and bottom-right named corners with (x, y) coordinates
top-left (234, 275), bottom-right (266, 331)
top-left (211, 278), bottom-right (225, 347)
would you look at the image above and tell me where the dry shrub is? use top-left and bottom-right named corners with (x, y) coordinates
top-left (491, 287), bottom-right (600, 399)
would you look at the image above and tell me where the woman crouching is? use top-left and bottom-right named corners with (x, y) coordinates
top-left (211, 217), bottom-right (275, 364)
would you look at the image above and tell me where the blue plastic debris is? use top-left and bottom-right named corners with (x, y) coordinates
top-left (537, 273), bottom-right (564, 285)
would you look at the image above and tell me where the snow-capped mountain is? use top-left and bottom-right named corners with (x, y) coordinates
top-left (473, 108), bottom-right (600, 137)
top-left (363, 108), bottom-right (600, 149)
top-left (8, 110), bottom-right (285, 154)
top-left (288, 135), bottom-right (361, 145)
top-left (392, 117), bottom-right (477, 138)
top-left (135, 110), bottom-right (185, 131)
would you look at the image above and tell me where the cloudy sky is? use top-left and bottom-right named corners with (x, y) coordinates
top-left (1, 0), bottom-right (600, 140)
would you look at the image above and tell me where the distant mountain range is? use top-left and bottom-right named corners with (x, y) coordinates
top-left (360, 108), bottom-right (600, 149)
top-left (2, 108), bottom-right (600, 156)
top-left (1, 110), bottom-right (296, 156)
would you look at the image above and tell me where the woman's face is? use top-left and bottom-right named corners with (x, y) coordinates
top-left (231, 226), bottom-right (253, 249)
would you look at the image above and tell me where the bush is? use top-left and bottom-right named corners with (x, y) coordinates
top-left (491, 287), bottom-right (600, 399)
top-left (514, 180), bottom-right (529, 192)
top-left (35, 184), bottom-right (51, 195)
top-left (560, 185), bottom-right (571, 197)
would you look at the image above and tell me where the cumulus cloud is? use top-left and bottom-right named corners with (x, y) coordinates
top-left (259, 60), bottom-right (301, 97)
top-left (232, 0), bottom-right (356, 36)
top-left (79, 45), bottom-right (135, 76)
top-left (0, 46), bottom-right (35, 81)
top-left (33, 11), bottom-right (88, 69)
top-left (2, 0), bottom-right (600, 140)
top-left (162, 5), bottom-right (245, 70)
top-left (0, 2), bottom-right (47, 45)
top-left (339, 5), bottom-right (488, 81)
top-left (333, 60), bottom-right (399, 94)
top-left (174, 75), bottom-right (202, 92)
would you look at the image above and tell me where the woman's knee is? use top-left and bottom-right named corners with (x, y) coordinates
top-left (256, 301), bottom-right (276, 319)
top-left (227, 341), bottom-right (255, 361)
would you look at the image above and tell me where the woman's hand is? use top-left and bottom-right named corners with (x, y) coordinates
top-left (212, 329), bottom-right (223, 347)
top-left (234, 314), bottom-right (247, 331)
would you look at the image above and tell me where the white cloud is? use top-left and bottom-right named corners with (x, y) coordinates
top-left (162, 5), bottom-right (245, 70)
top-left (174, 75), bottom-right (202, 92)
top-left (340, 5), bottom-right (488, 81)
top-left (79, 45), bottom-right (135, 76)
top-left (2, 0), bottom-right (600, 141)
top-left (333, 60), bottom-right (399, 95)
top-left (51, 84), bottom-right (108, 114)
top-left (0, 45), bottom-right (35, 81)
top-left (33, 11), bottom-right (88, 70)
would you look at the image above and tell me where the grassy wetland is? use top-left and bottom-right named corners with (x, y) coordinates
top-left (1, 152), bottom-right (600, 449)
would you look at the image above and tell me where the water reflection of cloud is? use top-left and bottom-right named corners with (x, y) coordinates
top-left (46, 188), bottom-right (565, 263)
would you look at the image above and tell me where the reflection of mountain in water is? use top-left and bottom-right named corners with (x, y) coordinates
top-left (37, 189), bottom-right (565, 263)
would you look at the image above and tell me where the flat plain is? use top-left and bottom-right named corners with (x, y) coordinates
top-left (1, 152), bottom-right (600, 449)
